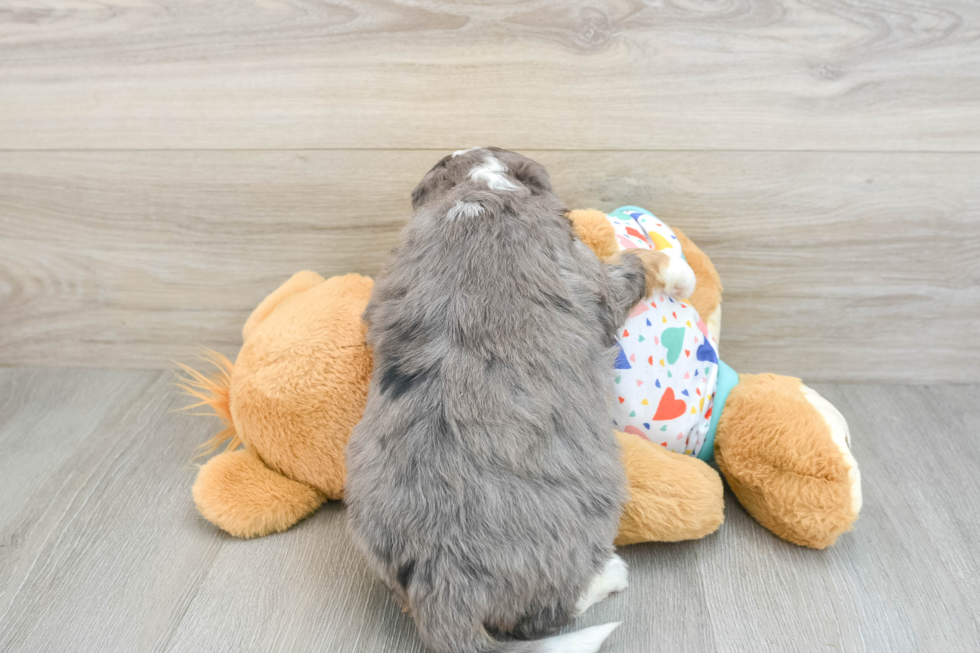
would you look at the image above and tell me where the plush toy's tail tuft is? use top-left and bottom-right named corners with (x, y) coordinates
top-left (175, 351), bottom-right (241, 456)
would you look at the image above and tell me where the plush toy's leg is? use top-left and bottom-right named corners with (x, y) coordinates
top-left (615, 431), bottom-right (725, 545)
top-left (714, 374), bottom-right (861, 549)
top-left (193, 448), bottom-right (326, 538)
top-left (242, 270), bottom-right (326, 341)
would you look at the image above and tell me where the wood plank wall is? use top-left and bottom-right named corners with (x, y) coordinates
top-left (1, 1), bottom-right (978, 382)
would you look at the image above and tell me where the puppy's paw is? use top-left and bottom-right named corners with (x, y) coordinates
top-left (619, 248), bottom-right (668, 297)
top-left (602, 554), bottom-right (629, 594)
top-left (625, 249), bottom-right (696, 299)
top-left (575, 554), bottom-right (629, 615)
top-left (663, 256), bottom-right (697, 299)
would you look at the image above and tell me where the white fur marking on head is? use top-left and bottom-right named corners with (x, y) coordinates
top-left (540, 622), bottom-right (621, 653)
top-left (800, 384), bottom-right (863, 516)
top-left (469, 155), bottom-right (519, 191)
top-left (447, 200), bottom-right (483, 220)
top-left (452, 146), bottom-right (483, 157)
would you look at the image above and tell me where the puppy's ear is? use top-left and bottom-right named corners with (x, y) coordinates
top-left (411, 181), bottom-right (430, 210)
top-left (411, 156), bottom-right (452, 210)
top-left (511, 160), bottom-right (552, 195)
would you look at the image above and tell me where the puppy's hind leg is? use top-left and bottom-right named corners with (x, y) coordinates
top-left (575, 554), bottom-right (629, 616)
top-left (410, 578), bottom-right (621, 653)
top-left (511, 601), bottom-right (575, 640)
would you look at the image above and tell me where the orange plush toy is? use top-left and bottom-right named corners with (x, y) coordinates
top-left (183, 211), bottom-right (859, 549)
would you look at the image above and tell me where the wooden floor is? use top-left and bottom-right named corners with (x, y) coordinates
top-left (0, 368), bottom-right (976, 653)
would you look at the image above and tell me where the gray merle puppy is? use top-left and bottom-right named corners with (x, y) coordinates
top-left (346, 147), bottom-right (696, 653)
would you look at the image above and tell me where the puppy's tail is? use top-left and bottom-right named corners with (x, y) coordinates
top-left (412, 592), bottom-right (620, 653)
top-left (503, 622), bottom-right (622, 653)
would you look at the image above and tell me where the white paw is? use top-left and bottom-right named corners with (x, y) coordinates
top-left (575, 555), bottom-right (629, 615)
top-left (602, 554), bottom-right (629, 594)
top-left (663, 256), bottom-right (697, 299)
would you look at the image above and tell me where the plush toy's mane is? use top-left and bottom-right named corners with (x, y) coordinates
top-left (176, 351), bottom-right (240, 456)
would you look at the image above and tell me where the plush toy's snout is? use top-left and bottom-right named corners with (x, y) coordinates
top-left (716, 374), bottom-right (861, 549)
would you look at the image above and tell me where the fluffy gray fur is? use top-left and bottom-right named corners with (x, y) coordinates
top-left (345, 148), bottom-right (657, 653)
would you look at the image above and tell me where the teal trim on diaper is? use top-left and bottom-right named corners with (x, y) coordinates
top-left (609, 206), bottom-right (687, 261)
top-left (699, 360), bottom-right (738, 462)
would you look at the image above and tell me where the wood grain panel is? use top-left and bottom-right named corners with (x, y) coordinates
top-left (2, 150), bottom-right (977, 380)
top-left (2, 371), bottom-right (978, 651)
top-left (1, 0), bottom-right (979, 151)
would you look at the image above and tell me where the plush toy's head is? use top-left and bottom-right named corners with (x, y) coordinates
top-left (181, 272), bottom-right (373, 537)
top-left (233, 272), bottom-right (374, 497)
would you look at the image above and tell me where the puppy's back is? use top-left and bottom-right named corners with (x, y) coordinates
top-left (346, 149), bottom-right (626, 653)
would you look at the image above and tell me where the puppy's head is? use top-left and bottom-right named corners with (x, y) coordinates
top-left (410, 147), bottom-right (554, 210)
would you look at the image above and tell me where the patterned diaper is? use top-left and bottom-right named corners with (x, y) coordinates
top-left (606, 207), bottom-right (723, 460)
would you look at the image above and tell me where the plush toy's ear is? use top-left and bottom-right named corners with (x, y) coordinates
top-left (242, 270), bottom-right (326, 341)
top-left (567, 209), bottom-right (620, 261)
top-left (714, 374), bottom-right (861, 549)
top-left (615, 432), bottom-right (724, 545)
top-left (192, 449), bottom-right (326, 538)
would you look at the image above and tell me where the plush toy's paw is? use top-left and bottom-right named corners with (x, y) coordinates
top-left (714, 374), bottom-right (861, 549)
top-left (662, 256), bottom-right (697, 300)
top-left (193, 448), bottom-right (326, 538)
top-left (615, 432), bottom-right (724, 545)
